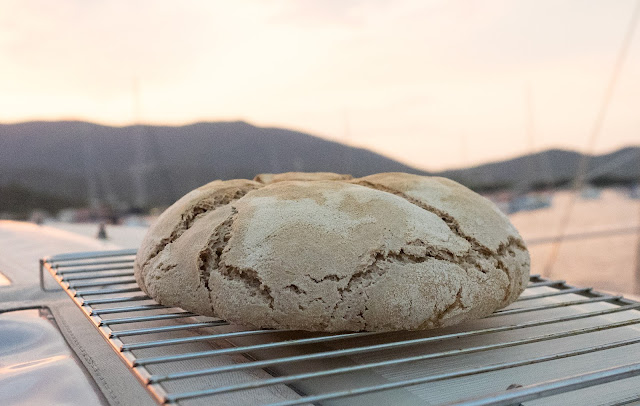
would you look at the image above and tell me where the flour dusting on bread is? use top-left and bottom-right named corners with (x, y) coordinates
top-left (134, 172), bottom-right (530, 332)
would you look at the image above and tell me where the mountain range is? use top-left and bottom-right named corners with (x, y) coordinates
top-left (440, 146), bottom-right (640, 192)
top-left (0, 121), bottom-right (424, 209)
top-left (1, 120), bottom-right (638, 212)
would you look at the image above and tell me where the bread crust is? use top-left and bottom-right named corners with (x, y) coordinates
top-left (253, 172), bottom-right (353, 184)
top-left (134, 172), bottom-right (530, 332)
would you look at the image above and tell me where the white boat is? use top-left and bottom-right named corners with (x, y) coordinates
top-left (508, 193), bottom-right (553, 214)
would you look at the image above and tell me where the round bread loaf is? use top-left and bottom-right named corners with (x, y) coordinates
top-left (134, 172), bottom-right (529, 332)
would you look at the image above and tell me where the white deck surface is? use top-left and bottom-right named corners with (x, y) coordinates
top-left (3, 219), bottom-right (640, 405)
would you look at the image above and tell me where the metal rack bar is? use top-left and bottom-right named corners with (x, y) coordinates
top-left (82, 295), bottom-right (151, 306)
top-left (124, 295), bottom-right (624, 353)
top-left (111, 321), bottom-right (229, 338)
top-left (165, 335), bottom-right (640, 402)
top-left (488, 295), bottom-right (622, 317)
top-left (58, 264), bottom-right (135, 274)
top-left (100, 312), bottom-right (197, 326)
top-left (146, 307), bottom-right (640, 376)
top-left (68, 278), bottom-right (138, 289)
top-left (126, 295), bottom-right (629, 355)
top-left (121, 329), bottom-right (292, 351)
top-left (526, 280), bottom-right (565, 288)
top-left (263, 360), bottom-right (640, 406)
top-left (517, 287), bottom-right (592, 300)
top-left (448, 362), bottom-right (640, 406)
top-left (53, 258), bottom-right (135, 269)
top-left (47, 248), bottom-right (137, 263)
top-left (40, 250), bottom-right (640, 406)
top-left (75, 287), bottom-right (142, 296)
top-left (90, 304), bottom-right (167, 316)
top-left (135, 331), bottom-right (373, 362)
top-left (63, 271), bottom-right (135, 281)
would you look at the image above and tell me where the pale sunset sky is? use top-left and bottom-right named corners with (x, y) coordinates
top-left (1, 0), bottom-right (639, 170)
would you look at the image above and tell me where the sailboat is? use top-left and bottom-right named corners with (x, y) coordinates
top-left (506, 85), bottom-right (553, 214)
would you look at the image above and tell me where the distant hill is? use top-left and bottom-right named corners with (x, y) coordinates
top-left (0, 120), bottom-right (426, 208)
top-left (0, 183), bottom-right (84, 219)
top-left (1, 120), bottom-right (638, 214)
top-left (438, 147), bottom-right (640, 192)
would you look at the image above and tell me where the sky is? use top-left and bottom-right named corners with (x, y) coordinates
top-left (1, 0), bottom-right (639, 171)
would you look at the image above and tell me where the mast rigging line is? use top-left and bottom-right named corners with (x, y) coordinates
top-left (543, 0), bottom-right (640, 275)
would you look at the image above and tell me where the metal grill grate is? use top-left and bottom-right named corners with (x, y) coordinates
top-left (40, 249), bottom-right (640, 405)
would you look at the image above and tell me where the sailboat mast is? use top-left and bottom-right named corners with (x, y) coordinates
top-left (344, 109), bottom-right (353, 174)
top-left (635, 148), bottom-right (640, 294)
top-left (131, 76), bottom-right (148, 209)
top-left (525, 83), bottom-right (536, 190)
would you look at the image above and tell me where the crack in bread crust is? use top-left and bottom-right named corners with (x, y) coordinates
top-left (218, 265), bottom-right (276, 309)
top-left (198, 209), bottom-right (275, 310)
top-left (434, 286), bottom-right (466, 323)
top-left (139, 185), bottom-right (260, 279)
top-left (197, 210), bottom-right (236, 293)
top-left (329, 238), bottom-right (512, 329)
top-left (196, 185), bottom-right (526, 329)
top-left (352, 180), bottom-right (527, 304)
top-left (138, 174), bottom-right (529, 332)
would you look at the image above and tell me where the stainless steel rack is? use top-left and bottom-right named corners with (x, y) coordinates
top-left (41, 249), bottom-right (640, 405)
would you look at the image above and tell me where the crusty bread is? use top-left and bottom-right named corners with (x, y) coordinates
top-left (253, 172), bottom-right (353, 184)
top-left (134, 172), bottom-right (529, 332)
